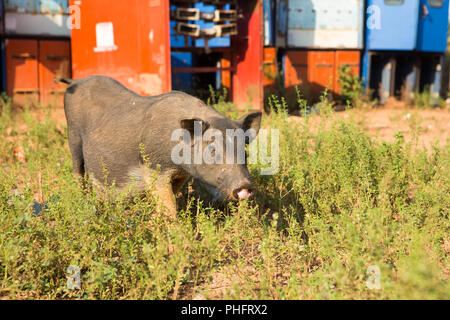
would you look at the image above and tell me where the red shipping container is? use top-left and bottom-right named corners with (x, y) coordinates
top-left (39, 40), bottom-right (71, 106)
top-left (6, 39), bottom-right (39, 106)
top-left (69, 0), bottom-right (171, 96)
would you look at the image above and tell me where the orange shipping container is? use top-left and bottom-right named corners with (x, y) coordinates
top-left (263, 47), bottom-right (278, 104)
top-left (69, 0), bottom-right (171, 96)
top-left (6, 39), bottom-right (71, 107)
top-left (6, 39), bottom-right (40, 106)
top-left (39, 40), bottom-right (71, 106)
top-left (284, 50), bottom-right (360, 104)
top-left (334, 51), bottom-right (360, 94)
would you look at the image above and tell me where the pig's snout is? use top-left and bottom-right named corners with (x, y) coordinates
top-left (232, 182), bottom-right (255, 201)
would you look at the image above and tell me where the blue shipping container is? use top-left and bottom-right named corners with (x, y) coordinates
top-left (366, 0), bottom-right (449, 52)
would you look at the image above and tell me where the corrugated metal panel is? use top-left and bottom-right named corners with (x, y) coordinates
top-left (6, 39), bottom-right (39, 106)
top-left (334, 51), bottom-right (360, 93)
top-left (263, 47), bottom-right (277, 86)
top-left (38, 40), bottom-right (71, 106)
top-left (70, 0), bottom-right (171, 96)
top-left (285, 0), bottom-right (364, 49)
top-left (284, 50), bottom-right (308, 89)
top-left (285, 50), bottom-right (360, 101)
top-left (4, 0), bottom-right (70, 36)
top-left (263, 47), bottom-right (277, 103)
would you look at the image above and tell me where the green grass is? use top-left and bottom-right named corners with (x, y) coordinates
top-left (0, 97), bottom-right (449, 300)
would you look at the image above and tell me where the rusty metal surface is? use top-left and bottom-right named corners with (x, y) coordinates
top-left (38, 40), bottom-right (71, 106)
top-left (70, 0), bottom-right (171, 96)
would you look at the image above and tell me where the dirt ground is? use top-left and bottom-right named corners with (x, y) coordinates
top-left (288, 98), bottom-right (450, 151)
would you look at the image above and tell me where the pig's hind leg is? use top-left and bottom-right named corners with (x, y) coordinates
top-left (68, 130), bottom-right (85, 179)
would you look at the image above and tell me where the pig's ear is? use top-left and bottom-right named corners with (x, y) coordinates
top-left (237, 111), bottom-right (262, 144)
top-left (180, 118), bottom-right (210, 137)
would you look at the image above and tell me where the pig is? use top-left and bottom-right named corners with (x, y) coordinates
top-left (60, 75), bottom-right (262, 217)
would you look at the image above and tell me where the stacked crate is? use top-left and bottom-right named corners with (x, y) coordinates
top-left (363, 0), bottom-right (449, 103)
top-left (275, 0), bottom-right (364, 107)
top-left (1, 0), bottom-right (72, 106)
top-left (170, 0), bottom-right (238, 97)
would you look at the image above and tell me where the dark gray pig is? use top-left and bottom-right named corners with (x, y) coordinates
top-left (61, 75), bottom-right (261, 216)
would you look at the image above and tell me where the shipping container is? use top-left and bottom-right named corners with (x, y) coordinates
top-left (38, 40), bottom-right (71, 106)
top-left (334, 51), bottom-right (361, 94)
top-left (366, 0), bottom-right (449, 52)
top-left (363, 1), bottom-right (449, 102)
top-left (70, 0), bottom-right (172, 96)
top-left (4, 0), bottom-right (70, 37)
top-left (284, 50), bottom-right (361, 104)
top-left (263, 46), bottom-right (278, 104)
top-left (5, 38), bottom-right (71, 106)
top-left (277, 0), bottom-right (364, 49)
top-left (5, 38), bottom-right (39, 106)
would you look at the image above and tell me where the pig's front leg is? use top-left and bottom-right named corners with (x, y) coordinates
top-left (155, 175), bottom-right (178, 218)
